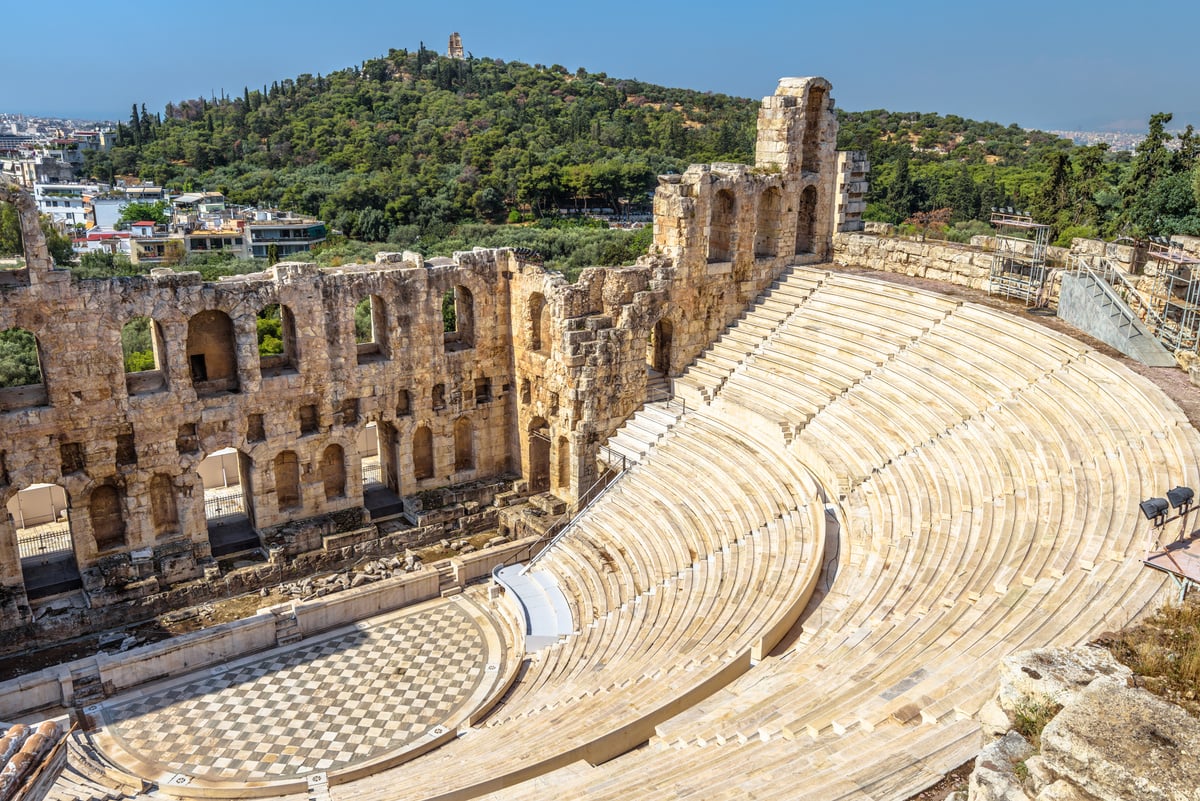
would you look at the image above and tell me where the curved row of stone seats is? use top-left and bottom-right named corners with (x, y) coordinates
top-left (461, 271), bottom-right (1199, 801)
top-left (476, 713), bottom-right (982, 801)
top-left (47, 729), bottom-right (145, 801)
top-left (694, 353), bottom-right (1169, 743)
top-left (490, 411), bottom-right (824, 722)
top-left (494, 513), bottom-right (811, 729)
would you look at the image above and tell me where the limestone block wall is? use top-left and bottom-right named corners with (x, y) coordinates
top-left (0, 74), bottom-right (843, 639)
top-left (0, 234), bottom-right (519, 631)
top-left (834, 150), bottom-right (869, 232)
top-left (833, 231), bottom-right (995, 289)
top-left (508, 256), bottom-right (668, 501)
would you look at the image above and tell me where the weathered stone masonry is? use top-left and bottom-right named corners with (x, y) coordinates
top-left (0, 76), bottom-right (843, 643)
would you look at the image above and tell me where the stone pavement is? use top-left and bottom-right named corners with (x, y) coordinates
top-left (90, 593), bottom-right (511, 789)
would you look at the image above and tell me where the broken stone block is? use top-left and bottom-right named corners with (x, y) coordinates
top-left (997, 646), bottom-right (1131, 717)
top-left (968, 731), bottom-right (1034, 801)
top-left (1040, 677), bottom-right (1200, 801)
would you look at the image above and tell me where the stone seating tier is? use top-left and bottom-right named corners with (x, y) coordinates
top-left (440, 269), bottom-right (1196, 801)
top-left (85, 268), bottom-right (1199, 801)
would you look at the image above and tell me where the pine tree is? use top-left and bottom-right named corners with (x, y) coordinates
top-left (129, 103), bottom-right (142, 146)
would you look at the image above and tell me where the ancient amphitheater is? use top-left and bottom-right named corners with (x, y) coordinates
top-left (1, 77), bottom-right (1197, 801)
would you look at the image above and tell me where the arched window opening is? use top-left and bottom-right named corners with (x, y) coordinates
top-left (528, 292), bottom-right (550, 353)
top-left (0, 327), bottom-right (47, 410)
top-left (707, 189), bottom-right (736, 263)
top-left (198, 447), bottom-right (259, 557)
top-left (528, 418), bottom-right (551, 493)
top-left (755, 187), bottom-right (782, 259)
top-left (186, 310), bottom-right (239, 395)
top-left (9, 483), bottom-right (82, 600)
top-left (89, 484), bottom-right (126, 552)
top-left (454, 417), bottom-right (475, 472)
top-left (150, 473), bottom-right (179, 535)
top-left (258, 303), bottom-right (299, 376)
top-left (647, 318), bottom-right (673, 377)
top-left (274, 451), bottom-right (301, 512)
top-left (355, 296), bottom-right (388, 363)
top-left (443, 285), bottom-right (474, 351)
top-left (802, 86), bottom-right (826, 172)
top-left (413, 425), bottom-right (434, 480)
top-left (796, 185), bottom-right (818, 255)
top-left (320, 444), bottom-right (346, 501)
top-left (122, 316), bottom-right (167, 394)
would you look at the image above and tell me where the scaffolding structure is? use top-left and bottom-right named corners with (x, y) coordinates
top-left (1140, 237), bottom-right (1200, 354)
top-left (988, 209), bottom-right (1052, 305)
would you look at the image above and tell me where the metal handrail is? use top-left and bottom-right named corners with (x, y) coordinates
top-left (1073, 254), bottom-right (1164, 340)
top-left (512, 462), bottom-right (627, 573)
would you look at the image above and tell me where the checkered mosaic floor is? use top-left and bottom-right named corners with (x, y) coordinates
top-left (99, 600), bottom-right (492, 781)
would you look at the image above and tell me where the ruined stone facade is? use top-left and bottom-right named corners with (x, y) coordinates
top-left (0, 77), bottom-right (843, 643)
top-left (834, 150), bottom-right (868, 232)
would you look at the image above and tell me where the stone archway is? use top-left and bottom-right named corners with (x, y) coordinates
top-left (6, 483), bottom-right (82, 601)
top-left (649, 318), bottom-right (673, 376)
top-left (197, 447), bottom-right (259, 557)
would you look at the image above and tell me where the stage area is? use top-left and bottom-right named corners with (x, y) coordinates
top-left (89, 592), bottom-right (513, 791)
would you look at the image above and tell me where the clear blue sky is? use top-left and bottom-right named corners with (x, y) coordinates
top-left (2, 0), bottom-right (1196, 132)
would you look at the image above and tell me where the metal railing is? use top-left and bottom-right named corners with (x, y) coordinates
top-left (522, 462), bottom-right (628, 573)
top-left (17, 522), bottom-right (73, 559)
top-left (362, 460), bottom-right (382, 486)
top-left (652, 391), bottom-right (687, 417)
top-left (204, 488), bottom-right (246, 521)
top-left (1073, 254), bottom-right (1164, 341)
top-left (497, 462), bottom-right (627, 572)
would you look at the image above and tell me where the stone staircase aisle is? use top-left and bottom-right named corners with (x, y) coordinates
top-left (601, 267), bottom-right (828, 470)
top-left (272, 604), bottom-right (302, 646)
top-left (674, 266), bottom-right (828, 407)
top-left (45, 728), bottom-right (147, 801)
top-left (600, 386), bottom-right (681, 469)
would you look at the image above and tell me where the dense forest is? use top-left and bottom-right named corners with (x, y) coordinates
top-left (85, 44), bottom-right (757, 242)
top-left (842, 108), bottom-right (1200, 244)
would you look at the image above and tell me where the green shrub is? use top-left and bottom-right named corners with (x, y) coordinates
top-left (1053, 224), bottom-right (1098, 248)
top-left (1011, 697), bottom-right (1062, 749)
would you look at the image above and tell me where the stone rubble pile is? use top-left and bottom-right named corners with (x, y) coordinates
top-left (274, 533), bottom-right (508, 600)
top-left (953, 646), bottom-right (1200, 801)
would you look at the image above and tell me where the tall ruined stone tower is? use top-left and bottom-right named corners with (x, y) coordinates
top-left (753, 77), bottom-right (835, 174)
top-left (447, 32), bottom-right (464, 60)
top-left (650, 77), bottom-right (839, 374)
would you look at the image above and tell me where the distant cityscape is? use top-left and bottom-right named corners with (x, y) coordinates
top-left (1, 112), bottom-right (325, 264)
top-left (1044, 129), bottom-right (1196, 152)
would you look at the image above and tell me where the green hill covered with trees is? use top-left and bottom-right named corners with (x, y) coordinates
top-left (86, 45), bottom-right (756, 243)
top-left (74, 44), bottom-right (1200, 249)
